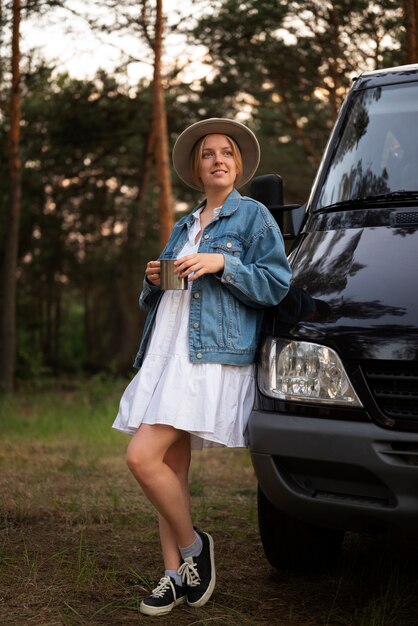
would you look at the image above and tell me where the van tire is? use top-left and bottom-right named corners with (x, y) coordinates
top-left (257, 486), bottom-right (345, 571)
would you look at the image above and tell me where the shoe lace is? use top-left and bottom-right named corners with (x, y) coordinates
top-left (177, 559), bottom-right (200, 588)
top-left (150, 576), bottom-right (173, 598)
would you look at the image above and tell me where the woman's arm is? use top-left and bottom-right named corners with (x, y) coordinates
top-left (218, 223), bottom-right (291, 309)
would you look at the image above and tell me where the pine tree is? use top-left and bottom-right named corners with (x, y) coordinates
top-left (0, 0), bottom-right (21, 391)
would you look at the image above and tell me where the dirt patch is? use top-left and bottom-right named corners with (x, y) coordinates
top-left (1, 442), bottom-right (418, 626)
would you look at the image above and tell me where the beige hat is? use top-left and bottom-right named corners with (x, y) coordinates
top-left (172, 117), bottom-right (260, 191)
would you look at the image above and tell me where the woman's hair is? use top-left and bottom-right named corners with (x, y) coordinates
top-left (190, 134), bottom-right (243, 188)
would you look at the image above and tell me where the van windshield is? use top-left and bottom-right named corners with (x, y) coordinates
top-left (316, 82), bottom-right (418, 210)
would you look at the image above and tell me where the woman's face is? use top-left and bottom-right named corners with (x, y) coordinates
top-left (198, 134), bottom-right (238, 193)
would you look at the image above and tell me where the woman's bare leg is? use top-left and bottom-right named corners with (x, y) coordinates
top-left (158, 434), bottom-right (192, 570)
top-left (126, 424), bottom-right (195, 549)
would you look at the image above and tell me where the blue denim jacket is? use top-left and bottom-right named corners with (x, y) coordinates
top-left (133, 189), bottom-right (291, 368)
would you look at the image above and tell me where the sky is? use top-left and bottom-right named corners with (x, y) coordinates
top-left (20, 0), bottom-right (208, 85)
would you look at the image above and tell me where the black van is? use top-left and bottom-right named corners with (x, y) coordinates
top-left (247, 63), bottom-right (418, 570)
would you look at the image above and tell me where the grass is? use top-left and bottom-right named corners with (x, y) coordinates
top-left (0, 377), bottom-right (418, 625)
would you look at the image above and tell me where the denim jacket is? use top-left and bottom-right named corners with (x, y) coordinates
top-left (133, 189), bottom-right (291, 368)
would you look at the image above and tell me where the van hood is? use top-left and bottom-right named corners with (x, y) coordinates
top-left (287, 224), bottom-right (418, 360)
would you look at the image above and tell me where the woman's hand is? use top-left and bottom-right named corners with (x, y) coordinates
top-left (145, 260), bottom-right (161, 286)
top-left (175, 253), bottom-right (225, 282)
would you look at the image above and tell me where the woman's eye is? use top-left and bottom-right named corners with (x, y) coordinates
top-left (202, 150), bottom-right (233, 159)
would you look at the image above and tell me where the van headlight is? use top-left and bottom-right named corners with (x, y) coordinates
top-left (258, 338), bottom-right (362, 406)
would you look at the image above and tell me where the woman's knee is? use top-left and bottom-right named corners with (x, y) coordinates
top-left (125, 424), bottom-right (188, 483)
top-left (126, 440), bottom-right (153, 482)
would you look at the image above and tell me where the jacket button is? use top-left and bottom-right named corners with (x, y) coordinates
top-left (193, 292), bottom-right (200, 299)
top-left (226, 241), bottom-right (232, 248)
top-left (193, 322), bottom-right (199, 329)
top-left (225, 274), bottom-right (232, 282)
top-left (204, 234), bottom-right (209, 240)
top-left (196, 353), bottom-right (203, 359)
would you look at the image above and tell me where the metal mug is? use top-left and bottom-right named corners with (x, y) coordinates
top-left (160, 259), bottom-right (188, 290)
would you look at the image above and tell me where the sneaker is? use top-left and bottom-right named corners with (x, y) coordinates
top-left (139, 575), bottom-right (186, 616)
top-left (177, 530), bottom-right (216, 608)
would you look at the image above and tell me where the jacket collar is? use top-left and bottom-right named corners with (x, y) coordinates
top-left (188, 189), bottom-right (242, 223)
top-left (219, 188), bottom-right (242, 216)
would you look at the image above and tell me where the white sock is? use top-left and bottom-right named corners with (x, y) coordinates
top-left (179, 532), bottom-right (203, 560)
top-left (165, 569), bottom-right (182, 586)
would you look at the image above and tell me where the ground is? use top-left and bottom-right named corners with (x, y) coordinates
top-left (1, 382), bottom-right (417, 625)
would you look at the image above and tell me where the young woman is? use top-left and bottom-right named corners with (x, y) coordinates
top-left (113, 118), bottom-right (291, 616)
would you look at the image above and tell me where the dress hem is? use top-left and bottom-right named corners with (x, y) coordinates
top-left (111, 422), bottom-right (248, 450)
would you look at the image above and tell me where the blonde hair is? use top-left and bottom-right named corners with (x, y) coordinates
top-left (191, 134), bottom-right (243, 188)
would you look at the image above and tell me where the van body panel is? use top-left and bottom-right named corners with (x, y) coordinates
top-left (289, 224), bottom-right (418, 358)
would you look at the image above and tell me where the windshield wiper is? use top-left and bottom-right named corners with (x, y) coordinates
top-left (318, 190), bottom-right (418, 211)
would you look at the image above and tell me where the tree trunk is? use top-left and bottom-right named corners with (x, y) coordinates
top-left (404, 0), bottom-right (418, 62)
top-left (152, 0), bottom-right (174, 247)
top-left (0, 0), bottom-right (5, 114)
top-left (114, 128), bottom-right (156, 374)
top-left (116, 0), bottom-right (174, 372)
top-left (0, 0), bottom-right (21, 391)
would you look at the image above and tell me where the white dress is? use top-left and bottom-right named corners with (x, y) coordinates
top-left (112, 207), bottom-right (255, 449)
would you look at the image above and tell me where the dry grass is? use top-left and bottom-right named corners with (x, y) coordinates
top-left (0, 380), bottom-right (417, 626)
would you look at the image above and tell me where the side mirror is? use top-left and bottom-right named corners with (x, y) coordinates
top-left (249, 174), bottom-right (306, 239)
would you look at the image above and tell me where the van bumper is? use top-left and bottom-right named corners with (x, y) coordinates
top-left (248, 409), bottom-right (418, 532)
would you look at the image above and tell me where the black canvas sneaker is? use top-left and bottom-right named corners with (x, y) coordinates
top-left (177, 530), bottom-right (216, 607)
top-left (139, 575), bottom-right (186, 616)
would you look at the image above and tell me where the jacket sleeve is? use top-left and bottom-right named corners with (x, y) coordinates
top-left (218, 216), bottom-right (291, 309)
top-left (139, 277), bottom-right (161, 310)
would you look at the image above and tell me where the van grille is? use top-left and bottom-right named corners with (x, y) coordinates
top-left (362, 363), bottom-right (418, 425)
top-left (390, 209), bottom-right (418, 227)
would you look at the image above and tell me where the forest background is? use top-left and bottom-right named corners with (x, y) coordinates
top-left (1, 0), bottom-right (417, 390)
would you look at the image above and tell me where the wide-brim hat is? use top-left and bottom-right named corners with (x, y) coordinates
top-left (172, 117), bottom-right (260, 191)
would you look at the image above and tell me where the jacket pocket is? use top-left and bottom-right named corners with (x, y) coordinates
top-left (211, 235), bottom-right (242, 257)
top-left (212, 281), bottom-right (242, 347)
